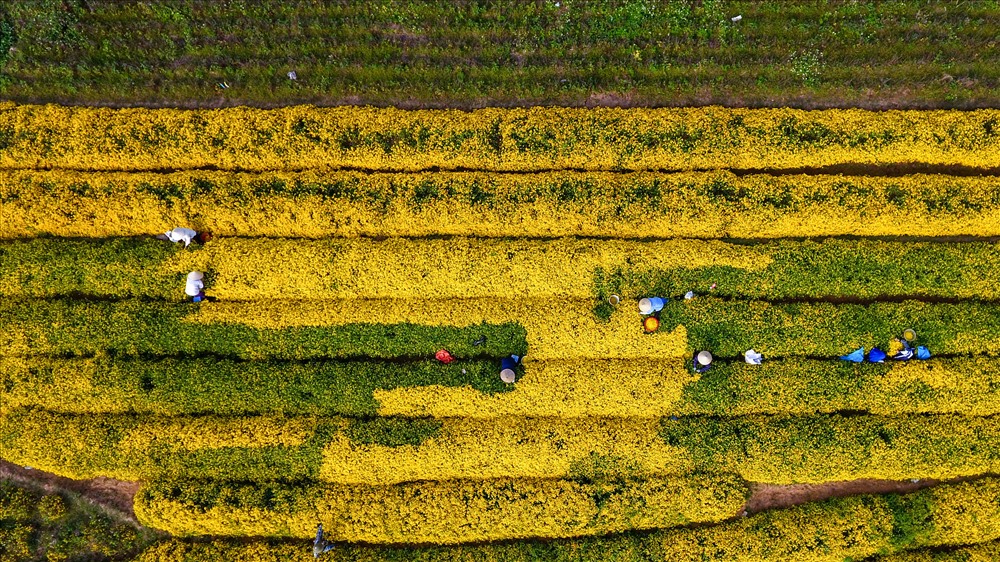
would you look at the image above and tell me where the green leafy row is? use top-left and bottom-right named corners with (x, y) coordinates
top-left (676, 357), bottom-right (1000, 417)
top-left (657, 297), bottom-right (1000, 358)
top-left (594, 238), bottom-right (1000, 302)
top-left (0, 410), bottom-right (444, 482)
top-left (4, 355), bottom-right (999, 418)
top-left (0, 356), bottom-right (508, 417)
top-left (0, 299), bottom-right (526, 360)
top-left (661, 414), bottom-right (1000, 484)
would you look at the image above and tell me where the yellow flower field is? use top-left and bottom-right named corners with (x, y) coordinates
top-left (4, 102), bottom-right (1000, 556)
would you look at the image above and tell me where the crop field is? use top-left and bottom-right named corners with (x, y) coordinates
top-left (3, 2), bottom-right (1000, 561)
top-left (1, 1), bottom-right (1000, 108)
top-left (2, 102), bottom-right (1000, 562)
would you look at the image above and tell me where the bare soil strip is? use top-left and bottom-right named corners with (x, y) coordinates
top-left (0, 459), bottom-right (140, 524)
top-left (745, 476), bottom-right (981, 515)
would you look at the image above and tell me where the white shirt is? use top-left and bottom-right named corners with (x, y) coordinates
top-left (165, 227), bottom-right (198, 247)
top-left (185, 277), bottom-right (204, 297)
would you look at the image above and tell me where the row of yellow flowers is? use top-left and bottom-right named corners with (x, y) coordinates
top-left (0, 356), bottom-right (693, 419)
top-left (6, 170), bottom-right (1000, 239)
top-left (5, 355), bottom-right (998, 420)
top-left (377, 357), bottom-right (1000, 418)
top-left (5, 409), bottom-right (1000, 486)
top-left (2, 103), bottom-right (999, 172)
top-left (134, 474), bottom-right (746, 544)
top-left (131, 479), bottom-right (1000, 562)
top-left (8, 236), bottom-right (1000, 302)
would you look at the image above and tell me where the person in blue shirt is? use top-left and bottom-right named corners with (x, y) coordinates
top-left (313, 524), bottom-right (334, 558)
top-left (691, 350), bottom-right (713, 373)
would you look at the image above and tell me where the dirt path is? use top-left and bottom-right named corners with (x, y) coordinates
top-left (1, 456), bottom-right (985, 531)
top-left (0, 459), bottom-right (140, 525)
top-left (744, 476), bottom-right (981, 515)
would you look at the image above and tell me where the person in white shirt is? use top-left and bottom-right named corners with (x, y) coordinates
top-left (185, 271), bottom-right (205, 302)
top-left (158, 227), bottom-right (199, 247)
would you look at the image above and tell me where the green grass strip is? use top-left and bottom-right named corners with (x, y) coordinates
top-left (656, 297), bottom-right (1000, 357)
top-left (0, 356), bottom-right (510, 416)
top-left (0, 299), bottom-right (527, 360)
top-left (132, 479), bottom-right (1000, 562)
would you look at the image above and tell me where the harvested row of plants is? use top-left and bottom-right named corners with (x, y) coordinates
top-left (0, 356), bottom-right (691, 418)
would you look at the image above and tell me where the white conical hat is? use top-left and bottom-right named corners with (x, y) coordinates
top-left (638, 298), bottom-right (653, 314)
top-left (696, 351), bottom-right (713, 365)
top-left (187, 271), bottom-right (204, 281)
top-left (500, 369), bottom-right (517, 383)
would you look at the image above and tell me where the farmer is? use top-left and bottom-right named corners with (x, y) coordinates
top-left (158, 227), bottom-right (211, 248)
top-left (691, 350), bottom-right (713, 373)
top-left (313, 524), bottom-right (335, 558)
top-left (892, 337), bottom-right (915, 360)
top-left (157, 227), bottom-right (197, 247)
top-left (840, 347), bottom-right (865, 363)
top-left (185, 271), bottom-right (206, 303)
top-left (500, 354), bottom-right (521, 383)
top-left (868, 347), bottom-right (887, 363)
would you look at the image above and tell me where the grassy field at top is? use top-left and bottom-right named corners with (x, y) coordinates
top-left (1, 1), bottom-right (999, 109)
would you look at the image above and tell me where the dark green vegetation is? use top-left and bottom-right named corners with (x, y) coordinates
top-left (593, 238), bottom-right (1000, 306)
top-left (656, 298), bottom-right (1000, 358)
top-left (676, 357), bottom-right (1000, 416)
top-left (1, 1), bottom-right (998, 108)
top-left (0, 410), bottom-right (443, 482)
top-left (659, 414), bottom-right (1000, 482)
top-left (0, 479), bottom-right (151, 562)
top-left (0, 356), bottom-right (510, 416)
top-left (0, 299), bottom-right (527, 360)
